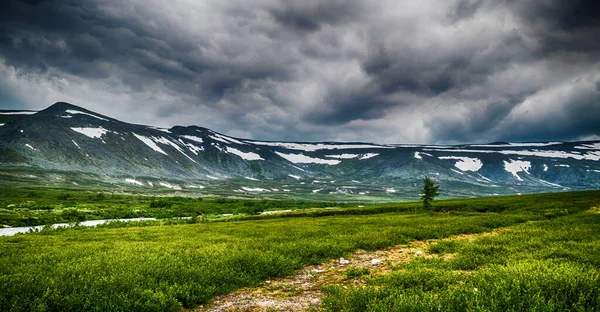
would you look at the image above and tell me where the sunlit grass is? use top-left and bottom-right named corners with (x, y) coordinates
top-left (0, 190), bottom-right (598, 311)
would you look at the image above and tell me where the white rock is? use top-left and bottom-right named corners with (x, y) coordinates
top-left (312, 269), bottom-right (324, 273)
top-left (371, 259), bottom-right (381, 265)
top-left (415, 250), bottom-right (423, 256)
top-left (339, 258), bottom-right (350, 265)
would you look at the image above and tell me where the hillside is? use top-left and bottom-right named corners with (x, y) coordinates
top-left (1, 102), bottom-right (599, 199)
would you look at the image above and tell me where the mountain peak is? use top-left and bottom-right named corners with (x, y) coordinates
top-left (36, 102), bottom-right (114, 121)
top-left (43, 102), bottom-right (87, 113)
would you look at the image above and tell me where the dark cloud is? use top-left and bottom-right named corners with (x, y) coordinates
top-left (427, 94), bottom-right (532, 143)
top-left (303, 83), bottom-right (393, 125)
top-left (501, 90), bottom-right (600, 142)
top-left (268, 0), bottom-right (367, 32)
top-left (362, 48), bottom-right (481, 96)
top-left (0, 0), bottom-right (598, 143)
top-left (447, 0), bottom-right (484, 22)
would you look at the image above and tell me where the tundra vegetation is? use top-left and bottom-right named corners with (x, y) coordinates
top-left (0, 189), bottom-right (598, 311)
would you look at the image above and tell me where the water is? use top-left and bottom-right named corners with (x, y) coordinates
top-left (0, 217), bottom-right (157, 237)
top-left (0, 209), bottom-right (295, 237)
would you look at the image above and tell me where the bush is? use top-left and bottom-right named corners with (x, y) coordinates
top-left (57, 193), bottom-right (72, 200)
top-left (149, 200), bottom-right (173, 209)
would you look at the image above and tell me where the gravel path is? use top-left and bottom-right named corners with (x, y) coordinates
top-left (195, 229), bottom-right (504, 312)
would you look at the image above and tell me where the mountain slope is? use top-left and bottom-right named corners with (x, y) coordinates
top-left (1, 102), bottom-right (599, 199)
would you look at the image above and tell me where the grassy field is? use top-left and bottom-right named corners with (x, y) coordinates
top-left (0, 186), bottom-right (359, 227)
top-left (0, 190), bottom-right (599, 311)
top-left (322, 210), bottom-right (600, 311)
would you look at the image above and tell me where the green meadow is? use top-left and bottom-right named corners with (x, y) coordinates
top-left (0, 190), bottom-right (599, 311)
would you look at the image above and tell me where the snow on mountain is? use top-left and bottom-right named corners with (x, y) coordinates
top-left (1, 102), bottom-right (599, 198)
top-left (438, 156), bottom-right (483, 172)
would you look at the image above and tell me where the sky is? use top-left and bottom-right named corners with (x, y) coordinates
top-left (0, 0), bottom-right (599, 144)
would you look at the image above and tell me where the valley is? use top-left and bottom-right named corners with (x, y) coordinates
top-left (0, 191), bottom-right (598, 311)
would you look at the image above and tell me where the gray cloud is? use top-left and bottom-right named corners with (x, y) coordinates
top-left (0, 0), bottom-right (599, 144)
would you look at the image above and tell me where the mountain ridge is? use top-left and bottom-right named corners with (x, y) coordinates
top-left (1, 102), bottom-right (599, 199)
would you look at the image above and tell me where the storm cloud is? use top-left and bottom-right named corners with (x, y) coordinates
top-left (0, 0), bottom-right (598, 143)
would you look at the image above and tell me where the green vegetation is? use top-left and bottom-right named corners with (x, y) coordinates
top-left (321, 203), bottom-right (600, 311)
top-left (345, 267), bottom-right (371, 279)
top-left (0, 186), bottom-right (357, 227)
top-left (421, 176), bottom-right (440, 210)
top-left (0, 190), bottom-right (598, 311)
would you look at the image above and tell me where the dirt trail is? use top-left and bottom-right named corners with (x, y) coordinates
top-left (195, 229), bottom-right (504, 312)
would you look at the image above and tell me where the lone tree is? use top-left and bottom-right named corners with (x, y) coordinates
top-left (421, 176), bottom-right (440, 210)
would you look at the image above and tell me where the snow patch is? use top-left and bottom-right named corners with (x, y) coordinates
top-left (0, 123), bottom-right (4, 126)
top-left (451, 169), bottom-right (464, 175)
top-left (292, 165), bottom-right (306, 172)
top-left (241, 187), bottom-right (268, 192)
top-left (248, 141), bottom-right (392, 151)
top-left (181, 135), bottom-right (204, 144)
top-left (414, 152), bottom-right (433, 159)
top-left (325, 154), bottom-right (359, 159)
top-left (555, 164), bottom-right (570, 167)
top-left (245, 176), bottom-right (259, 181)
top-left (180, 140), bottom-right (203, 155)
top-left (543, 164), bottom-right (548, 172)
top-left (385, 188), bottom-right (396, 193)
top-left (209, 133), bottom-right (245, 145)
top-left (424, 148), bottom-right (600, 161)
top-left (186, 185), bottom-right (205, 189)
top-left (288, 174), bottom-right (301, 180)
top-left (64, 109), bottom-right (109, 121)
top-left (72, 140), bottom-right (81, 149)
top-left (71, 127), bottom-right (109, 139)
top-left (478, 174), bottom-right (492, 182)
top-left (125, 178), bottom-right (144, 186)
top-left (575, 143), bottom-right (600, 150)
top-left (133, 133), bottom-right (168, 155)
top-left (159, 182), bottom-right (182, 190)
top-left (503, 160), bottom-right (531, 181)
top-left (0, 111), bottom-right (36, 115)
top-left (470, 142), bottom-right (561, 147)
top-left (154, 136), bottom-right (196, 163)
top-left (538, 179), bottom-right (564, 188)
top-left (25, 144), bottom-right (36, 151)
top-left (275, 151), bottom-right (340, 165)
top-left (149, 127), bottom-right (171, 133)
top-left (359, 153), bottom-right (379, 160)
top-left (226, 147), bottom-right (263, 160)
top-left (439, 156), bottom-right (482, 172)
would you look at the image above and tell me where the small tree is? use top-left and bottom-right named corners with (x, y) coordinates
top-left (421, 176), bottom-right (440, 210)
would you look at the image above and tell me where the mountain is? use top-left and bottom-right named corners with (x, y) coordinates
top-left (1, 102), bottom-right (599, 200)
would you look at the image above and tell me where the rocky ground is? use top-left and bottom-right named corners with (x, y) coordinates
top-left (195, 229), bottom-right (505, 311)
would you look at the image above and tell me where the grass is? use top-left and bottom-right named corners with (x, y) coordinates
top-left (321, 209), bottom-right (600, 311)
top-left (0, 190), bottom-right (598, 311)
top-left (0, 186), bottom-right (358, 227)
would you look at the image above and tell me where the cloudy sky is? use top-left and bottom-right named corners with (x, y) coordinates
top-left (1, 0), bottom-right (599, 144)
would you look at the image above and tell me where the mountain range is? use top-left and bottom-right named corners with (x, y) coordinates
top-left (1, 102), bottom-right (599, 201)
